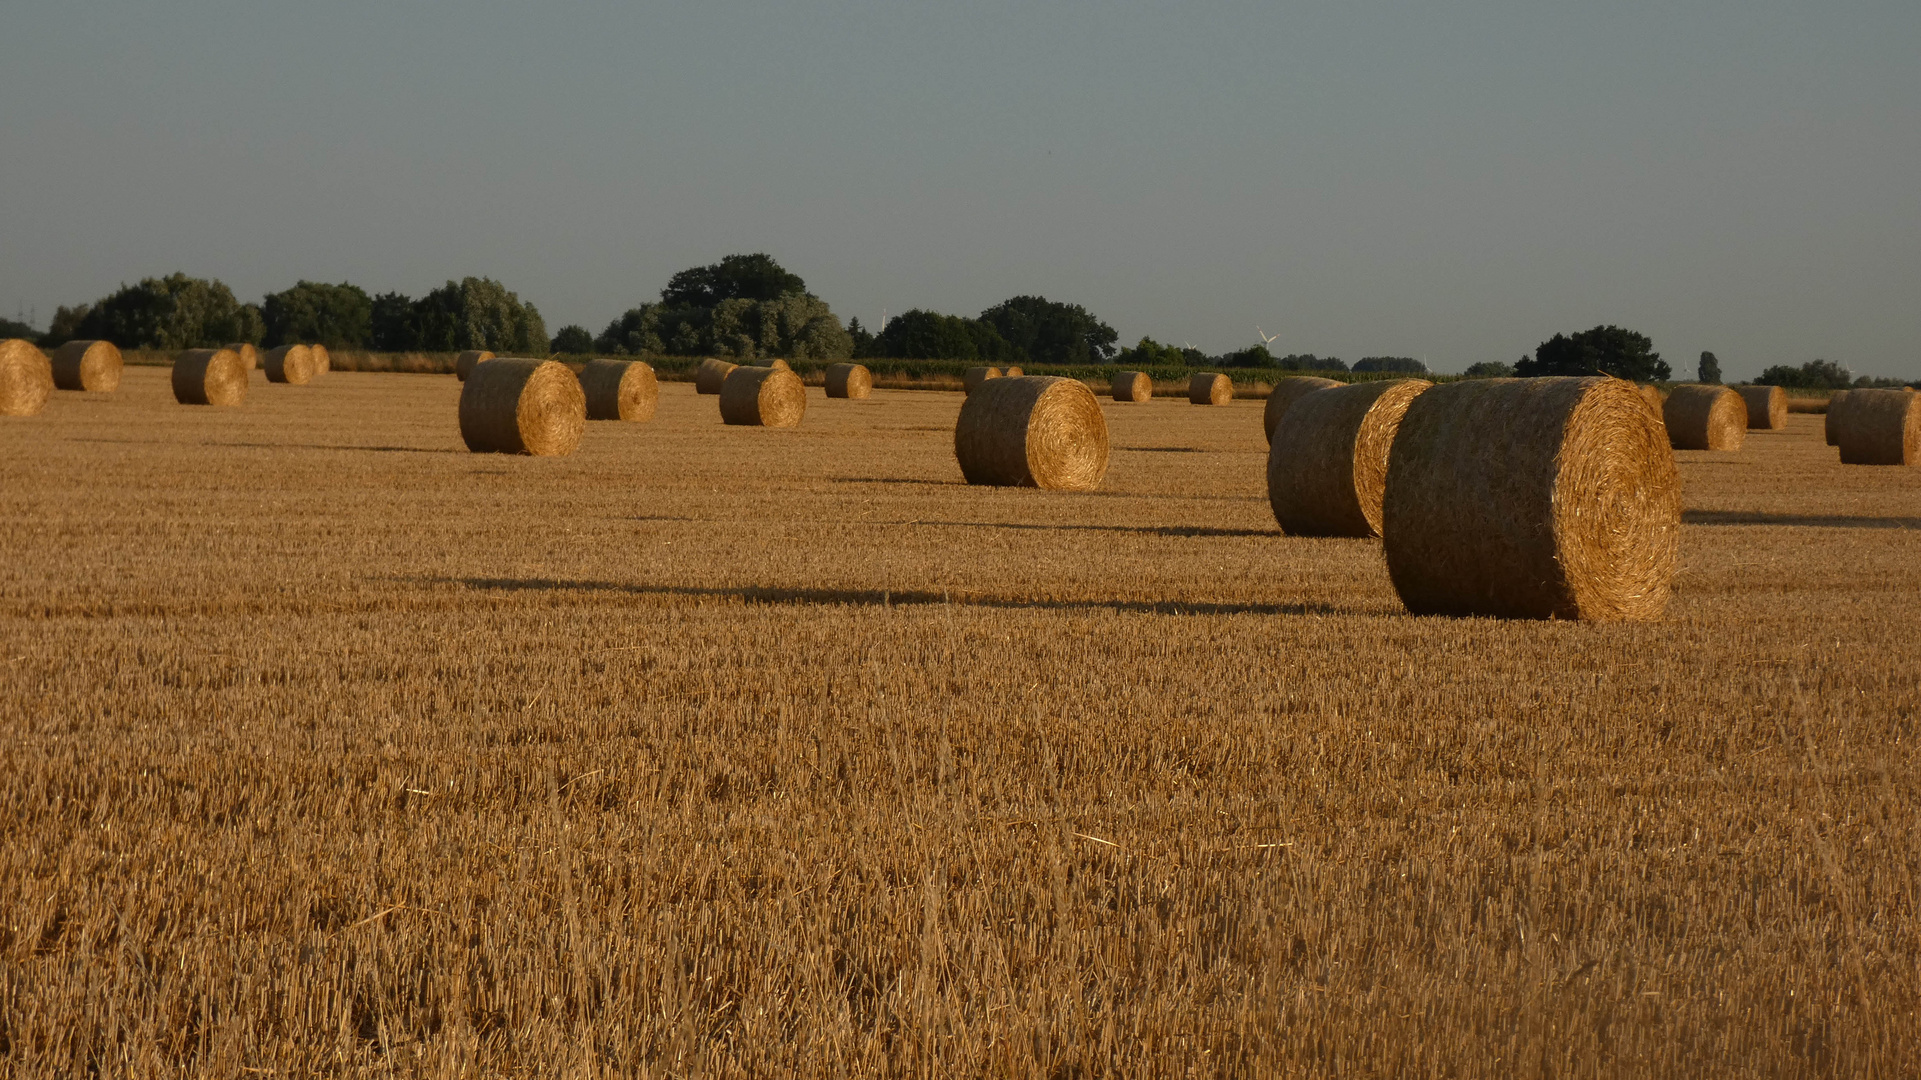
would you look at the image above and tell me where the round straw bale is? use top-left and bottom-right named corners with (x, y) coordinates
top-left (1268, 379), bottom-right (1430, 537)
top-left (1662, 384), bottom-right (1747, 451)
top-left (580, 358), bottom-right (658, 422)
top-left (695, 358), bottom-right (738, 394)
top-left (1112, 370), bottom-right (1152, 402)
top-left (719, 365), bottom-right (807, 427)
top-left (825, 362), bottom-right (872, 399)
top-left (1382, 377), bottom-right (1680, 621)
top-left (171, 348), bottom-right (248, 407)
top-left (0, 339), bottom-right (55, 417)
top-left (953, 376), bottom-right (1108, 490)
top-left (263, 344), bottom-right (316, 385)
top-left (1638, 384), bottom-right (1664, 417)
top-left (1835, 388), bottom-right (1920, 466)
top-left (749, 358), bottom-right (792, 371)
top-left (1189, 373), bottom-right (1232, 405)
top-left (964, 366), bottom-right (1003, 394)
top-left (1824, 389), bottom-right (1850, 446)
top-left (459, 359), bottom-right (584, 455)
top-left (49, 340), bottom-right (123, 392)
top-left (1739, 384), bottom-right (1786, 429)
top-left (1004, 366), bottom-right (1024, 378)
top-left (455, 350), bottom-right (495, 382)
top-left (310, 343), bottom-right (331, 375)
top-left (226, 343), bottom-right (259, 372)
top-left (1262, 375), bottom-right (1342, 444)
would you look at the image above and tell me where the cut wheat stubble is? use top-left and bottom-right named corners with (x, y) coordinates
top-left (49, 340), bottom-right (122, 393)
top-left (953, 376), bottom-right (1108, 490)
top-left (825, 363), bottom-right (873, 399)
top-left (171, 349), bottom-right (248, 407)
top-left (695, 359), bottom-right (739, 395)
top-left (1739, 384), bottom-right (1787, 430)
top-left (1662, 385), bottom-right (1748, 451)
top-left (1268, 379), bottom-right (1430, 537)
top-left (458, 359), bottom-right (585, 455)
top-left (263, 345), bottom-right (316, 386)
top-left (719, 366), bottom-right (807, 428)
top-left (0, 339), bottom-right (55, 416)
top-left (1835, 389), bottom-right (1920, 466)
top-left (579, 359), bottom-right (659, 422)
top-left (1262, 376), bottom-right (1342, 445)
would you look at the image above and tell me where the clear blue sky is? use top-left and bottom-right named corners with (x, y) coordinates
top-left (3, 0), bottom-right (1916, 378)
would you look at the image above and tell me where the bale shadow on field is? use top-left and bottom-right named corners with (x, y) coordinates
top-left (209, 441), bottom-right (461, 455)
top-left (1120, 446), bottom-right (1209, 453)
top-left (1683, 510), bottom-right (1921, 530)
top-left (912, 520), bottom-right (1278, 539)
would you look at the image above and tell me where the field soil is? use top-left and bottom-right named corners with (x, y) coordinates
top-left (3, 369), bottom-right (1918, 1076)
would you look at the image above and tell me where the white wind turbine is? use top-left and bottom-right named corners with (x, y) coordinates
top-left (1256, 326), bottom-right (1280, 346)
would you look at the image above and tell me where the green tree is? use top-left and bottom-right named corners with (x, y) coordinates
top-left (1755, 359), bottom-right (1850, 390)
top-left (550, 325), bottom-right (594, 354)
top-left (1697, 351), bottom-right (1722, 384)
top-left (67, 273), bottom-right (260, 349)
top-left (661, 254), bottom-right (806, 308)
top-left (598, 256), bottom-right (851, 360)
top-left (870, 310), bottom-right (992, 360)
top-left (1462, 360), bottom-right (1515, 379)
top-left (1517, 325), bottom-right (1669, 381)
top-left (977, 296), bottom-right (1118, 365)
top-left (1114, 336), bottom-right (1186, 367)
top-left (1353, 356), bottom-right (1426, 374)
top-left (1275, 353), bottom-right (1348, 372)
top-left (369, 293), bottom-right (419, 351)
top-left (261, 281), bottom-right (373, 348)
top-left (410, 278), bottom-right (548, 354)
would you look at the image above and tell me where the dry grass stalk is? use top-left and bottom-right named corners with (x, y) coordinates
top-left (1826, 389), bottom-right (1850, 446)
top-left (455, 350), bottom-right (495, 382)
top-left (1112, 371), bottom-right (1152, 402)
top-left (0, 339), bottom-right (54, 416)
top-left (1262, 376), bottom-right (1342, 445)
top-left (263, 345), bottom-right (316, 385)
top-left (1740, 384), bottom-right (1787, 429)
top-left (1268, 379), bottom-right (1430, 537)
top-left (953, 376), bottom-right (1108, 490)
top-left (224, 343), bottom-right (259, 372)
top-left (458, 359), bottom-right (585, 455)
top-left (580, 359), bottom-right (659, 422)
top-left (1835, 389), bottom-right (1920, 466)
top-left (49, 340), bottom-right (122, 393)
top-left (1663, 385), bottom-right (1748, 451)
top-left (695, 358), bottom-right (739, 395)
top-left (1188, 373), bottom-right (1231, 406)
top-left (719, 366), bottom-right (807, 428)
top-left (170, 348), bottom-right (248, 407)
top-left (825, 363), bottom-right (873, 399)
top-left (1383, 377), bottom-right (1680, 621)
top-left (963, 367), bottom-right (1003, 395)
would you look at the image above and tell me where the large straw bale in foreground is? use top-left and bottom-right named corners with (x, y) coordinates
top-left (1189, 373), bottom-right (1232, 405)
top-left (1638, 384), bottom-right (1664, 417)
top-left (1835, 389), bottom-right (1920, 466)
top-left (1262, 375), bottom-right (1342, 444)
top-left (1383, 377), bottom-right (1680, 621)
top-left (580, 358), bottom-right (658, 422)
top-left (1739, 384), bottom-right (1787, 429)
top-left (719, 365), bottom-right (807, 427)
top-left (171, 349), bottom-right (248, 407)
top-left (1662, 385), bottom-right (1747, 451)
top-left (695, 358), bottom-right (738, 394)
top-left (1112, 371), bottom-right (1152, 402)
top-left (954, 376), bottom-right (1108, 490)
top-left (0, 339), bottom-right (54, 416)
top-left (826, 363), bottom-right (872, 399)
top-left (50, 340), bottom-right (122, 392)
top-left (459, 359), bottom-right (584, 455)
top-left (1825, 390), bottom-right (1850, 446)
top-left (263, 345), bottom-right (316, 385)
top-left (226, 343), bottom-right (259, 372)
top-left (964, 367), bottom-right (1002, 395)
top-left (1268, 379), bottom-right (1430, 537)
top-left (455, 350), bottom-right (494, 381)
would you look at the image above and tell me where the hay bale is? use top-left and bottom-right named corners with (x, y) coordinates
top-left (750, 358), bottom-right (792, 371)
top-left (263, 344), bottom-right (316, 385)
top-left (1004, 366), bottom-right (1024, 378)
top-left (964, 366), bottom-right (1003, 394)
top-left (455, 350), bottom-right (495, 382)
top-left (0, 339), bottom-right (54, 417)
top-left (580, 358), bottom-right (658, 422)
top-left (825, 362), bottom-right (872, 399)
top-left (1835, 388), bottom-right (1920, 466)
top-left (1112, 370), bottom-right (1152, 402)
top-left (311, 343), bottom-right (331, 375)
top-left (1262, 375), bottom-right (1342, 445)
top-left (1382, 377), bottom-right (1680, 621)
top-left (171, 348), bottom-right (248, 407)
top-left (1268, 379), bottom-right (1430, 537)
top-left (1639, 384), bottom-right (1664, 416)
top-left (1189, 373), bottom-right (1231, 405)
top-left (1739, 384), bottom-right (1787, 429)
top-left (49, 340), bottom-right (123, 392)
top-left (1825, 389), bottom-right (1850, 446)
top-left (1662, 385), bottom-right (1747, 451)
top-left (719, 365), bottom-right (807, 427)
top-left (458, 359), bottom-right (584, 455)
top-left (695, 358), bottom-right (738, 394)
top-left (225, 343), bottom-right (259, 372)
top-left (953, 376), bottom-right (1108, 490)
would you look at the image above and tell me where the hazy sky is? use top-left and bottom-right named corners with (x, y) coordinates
top-left (3, 0), bottom-right (1916, 378)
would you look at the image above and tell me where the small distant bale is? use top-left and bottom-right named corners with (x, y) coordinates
top-left (1739, 384), bottom-right (1787, 429)
top-left (695, 358), bottom-right (738, 394)
top-left (1662, 385), bottom-right (1747, 451)
top-left (964, 366), bottom-right (1003, 394)
top-left (1383, 377), bottom-right (1680, 621)
top-left (1835, 389), bottom-right (1920, 466)
top-left (826, 362), bottom-right (873, 399)
top-left (50, 340), bottom-right (123, 392)
top-left (953, 376), bottom-right (1108, 490)
top-left (263, 344), bottom-right (316, 385)
top-left (226, 343), bottom-right (259, 372)
top-left (1004, 366), bottom-right (1024, 378)
top-left (1262, 376), bottom-right (1342, 445)
top-left (0, 339), bottom-right (55, 416)
top-left (1268, 379), bottom-right (1430, 537)
top-left (171, 348), bottom-right (248, 407)
top-left (455, 350), bottom-right (495, 382)
top-left (580, 358), bottom-right (659, 422)
top-left (1825, 389), bottom-right (1850, 446)
top-left (1189, 373), bottom-right (1231, 405)
top-left (719, 365), bottom-right (807, 427)
top-left (458, 358), bottom-right (585, 455)
top-left (1112, 371), bottom-right (1152, 402)
top-left (311, 343), bottom-right (331, 375)
top-left (750, 358), bottom-right (792, 371)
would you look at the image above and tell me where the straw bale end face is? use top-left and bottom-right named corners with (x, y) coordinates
top-left (1112, 371), bottom-right (1152, 402)
top-left (1268, 378), bottom-right (1430, 537)
top-left (263, 345), bottom-right (316, 385)
top-left (1189, 373), bottom-right (1232, 405)
top-left (1262, 376), bottom-right (1342, 444)
top-left (1, 339), bottom-right (55, 416)
top-left (459, 359), bottom-right (585, 455)
top-left (719, 366), bottom-right (807, 427)
top-left (1739, 384), bottom-right (1787, 429)
top-left (954, 376), bottom-right (1108, 490)
top-left (171, 348), bottom-right (248, 407)
top-left (225, 343), bottom-right (259, 372)
top-left (50, 340), bottom-right (124, 392)
top-left (1383, 377), bottom-right (1680, 621)
top-left (695, 358), bottom-right (739, 394)
top-left (1835, 389), bottom-right (1921, 466)
top-left (963, 366), bottom-right (1003, 395)
top-left (311, 343), bottom-right (331, 375)
top-left (1662, 385), bottom-right (1747, 451)
top-left (1003, 366), bottom-right (1024, 378)
top-left (455, 351), bottom-right (495, 382)
top-left (580, 358), bottom-right (659, 422)
top-left (825, 363), bottom-right (873, 399)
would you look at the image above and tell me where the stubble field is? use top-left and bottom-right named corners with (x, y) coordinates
top-left (2, 368), bottom-right (1918, 1077)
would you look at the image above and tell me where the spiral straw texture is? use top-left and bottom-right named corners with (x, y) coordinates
top-left (1189, 373), bottom-right (1231, 405)
top-left (1662, 385), bottom-right (1747, 451)
top-left (0, 339), bottom-right (54, 417)
top-left (1825, 390), bottom-right (1850, 446)
top-left (459, 359), bottom-right (585, 456)
top-left (1739, 385), bottom-right (1787, 429)
top-left (225, 343), bottom-right (259, 372)
top-left (1638, 384), bottom-right (1664, 418)
top-left (580, 359), bottom-right (659, 422)
top-left (1382, 377), bottom-right (1680, 621)
top-left (263, 345), bottom-right (316, 385)
top-left (50, 340), bottom-right (122, 392)
top-left (1262, 376), bottom-right (1341, 445)
top-left (953, 376), bottom-right (1108, 491)
top-left (695, 358), bottom-right (738, 395)
top-left (1112, 371), bottom-right (1152, 402)
top-left (455, 351), bottom-right (495, 382)
top-left (1268, 379), bottom-right (1430, 537)
top-left (719, 366), bottom-right (807, 428)
top-left (825, 363), bottom-right (872, 399)
top-left (1835, 389), bottom-right (1920, 466)
top-left (171, 349), bottom-right (248, 407)
top-left (963, 367), bottom-right (1002, 395)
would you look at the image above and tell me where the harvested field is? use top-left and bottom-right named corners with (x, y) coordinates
top-left (2, 368), bottom-right (1919, 1075)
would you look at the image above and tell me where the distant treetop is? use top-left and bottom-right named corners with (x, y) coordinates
top-left (1517, 325), bottom-right (1669, 382)
top-left (661, 254), bottom-right (806, 308)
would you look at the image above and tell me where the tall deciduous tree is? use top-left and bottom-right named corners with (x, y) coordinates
top-left (1697, 351), bottom-right (1722, 384)
top-left (597, 254), bottom-right (851, 361)
top-left (977, 296), bottom-right (1118, 365)
top-left (1517, 325), bottom-right (1669, 382)
top-left (59, 273), bottom-right (260, 349)
top-left (261, 281), bottom-right (373, 348)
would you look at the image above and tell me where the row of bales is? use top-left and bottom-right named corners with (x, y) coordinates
top-left (0, 339), bottom-right (337, 414)
top-left (1657, 381), bottom-right (1918, 464)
